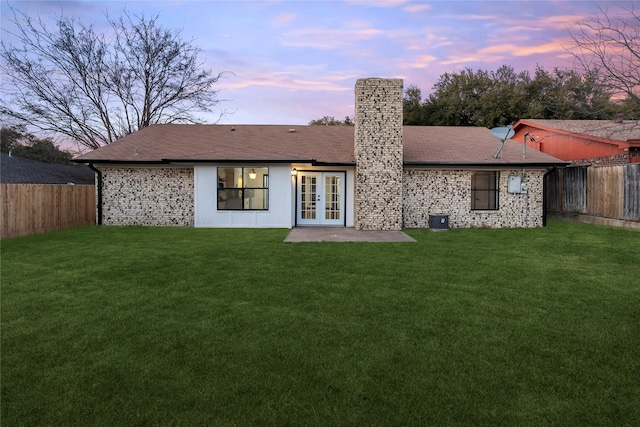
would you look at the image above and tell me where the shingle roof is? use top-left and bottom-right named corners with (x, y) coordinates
top-left (403, 126), bottom-right (562, 165)
top-left (76, 125), bottom-right (355, 164)
top-left (75, 124), bottom-right (565, 166)
top-left (517, 119), bottom-right (640, 142)
top-left (1, 153), bottom-right (95, 184)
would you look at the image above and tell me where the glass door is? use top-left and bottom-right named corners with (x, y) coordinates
top-left (297, 172), bottom-right (345, 226)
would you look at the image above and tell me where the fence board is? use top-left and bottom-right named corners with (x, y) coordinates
top-left (588, 166), bottom-right (624, 219)
top-left (547, 164), bottom-right (639, 222)
top-left (624, 164), bottom-right (640, 220)
top-left (562, 166), bottom-right (587, 213)
top-left (0, 184), bottom-right (96, 238)
top-left (545, 168), bottom-right (561, 211)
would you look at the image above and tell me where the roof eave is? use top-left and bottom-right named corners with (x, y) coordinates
top-left (72, 158), bottom-right (168, 165)
top-left (73, 158), bottom-right (357, 166)
top-left (165, 158), bottom-right (311, 164)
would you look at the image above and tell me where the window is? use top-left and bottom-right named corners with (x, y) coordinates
top-left (217, 167), bottom-right (269, 210)
top-left (471, 171), bottom-right (498, 210)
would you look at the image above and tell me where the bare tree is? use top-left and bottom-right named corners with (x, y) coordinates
top-left (1, 7), bottom-right (226, 150)
top-left (567, 3), bottom-right (640, 110)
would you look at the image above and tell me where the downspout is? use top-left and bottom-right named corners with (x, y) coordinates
top-left (88, 163), bottom-right (103, 225)
top-left (542, 166), bottom-right (556, 227)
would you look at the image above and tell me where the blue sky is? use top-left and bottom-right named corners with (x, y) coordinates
top-left (1, 1), bottom-right (632, 126)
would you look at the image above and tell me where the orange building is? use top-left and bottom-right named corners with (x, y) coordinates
top-left (512, 118), bottom-right (640, 165)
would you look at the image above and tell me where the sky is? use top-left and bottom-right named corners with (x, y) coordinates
top-left (1, 0), bottom-right (634, 127)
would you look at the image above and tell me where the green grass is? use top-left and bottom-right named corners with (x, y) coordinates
top-left (2, 221), bottom-right (639, 426)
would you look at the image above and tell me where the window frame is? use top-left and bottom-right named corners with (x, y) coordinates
top-left (471, 170), bottom-right (499, 210)
top-left (217, 167), bottom-right (269, 211)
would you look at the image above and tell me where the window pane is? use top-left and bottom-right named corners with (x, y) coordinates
top-left (244, 189), bottom-right (268, 210)
top-left (244, 168), bottom-right (269, 188)
top-left (472, 171), bottom-right (498, 210)
top-left (301, 175), bottom-right (316, 219)
top-left (218, 167), bottom-right (241, 188)
top-left (324, 175), bottom-right (341, 220)
top-left (218, 189), bottom-right (243, 210)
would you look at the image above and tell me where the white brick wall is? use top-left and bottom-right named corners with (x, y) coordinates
top-left (99, 167), bottom-right (194, 226)
top-left (403, 168), bottom-right (545, 228)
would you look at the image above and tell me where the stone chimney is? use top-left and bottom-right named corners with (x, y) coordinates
top-left (353, 78), bottom-right (404, 230)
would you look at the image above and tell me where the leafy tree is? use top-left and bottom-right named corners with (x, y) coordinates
top-left (420, 66), bottom-right (530, 127)
top-left (403, 85), bottom-right (425, 125)
top-left (309, 116), bottom-right (354, 126)
top-left (525, 67), bottom-right (616, 120)
top-left (1, 6), bottom-right (226, 150)
top-left (408, 65), bottom-right (625, 127)
top-left (1, 125), bottom-right (72, 163)
top-left (567, 3), bottom-right (640, 109)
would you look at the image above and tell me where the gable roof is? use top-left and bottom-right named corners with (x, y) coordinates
top-left (75, 124), bottom-right (565, 166)
top-left (1, 153), bottom-right (95, 184)
top-left (514, 119), bottom-right (640, 144)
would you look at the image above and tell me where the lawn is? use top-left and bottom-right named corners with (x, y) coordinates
top-left (1, 221), bottom-right (639, 426)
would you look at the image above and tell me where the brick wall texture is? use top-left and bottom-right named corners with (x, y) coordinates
top-left (403, 169), bottom-right (545, 228)
top-left (97, 167), bottom-right (545, 229)
top-left (99, 167), bottom-right (194, 226)
top-left (354, 78), bottom-right (404, 230)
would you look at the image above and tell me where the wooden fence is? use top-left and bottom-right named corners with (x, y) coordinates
top-left (546, 164), bottom-right (640, 222)
top-left (1, 183), bottom-right (96, 239)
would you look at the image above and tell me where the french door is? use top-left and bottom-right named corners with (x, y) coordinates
top-left (296, 171), bottom-right (345, 226)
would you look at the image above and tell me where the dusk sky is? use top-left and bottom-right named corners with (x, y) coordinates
top-left (1, 1), bottom-right (633, 126)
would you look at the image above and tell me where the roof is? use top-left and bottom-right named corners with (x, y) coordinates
top-left (76, 124), bottom-right (355, 164)
top-left (403, 126), bottom-right (563, 165)
top-left (75, 124), bottom-right (566, 166)
top-left (1, 153), bottom-right (95, 184)
top-left (515, 119), bottom-right (640, 144)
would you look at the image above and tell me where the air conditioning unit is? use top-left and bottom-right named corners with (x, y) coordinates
top-left (429, 214), bottom-right (449, 231)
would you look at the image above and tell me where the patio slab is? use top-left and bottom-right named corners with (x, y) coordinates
top-left (284, 227), bottom-right (416, 242)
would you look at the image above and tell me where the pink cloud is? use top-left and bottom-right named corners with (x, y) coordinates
top-left (482, 40), bottom-right (567, 56)
top-left (403, 4), bottom-right (431, 13)
top-left (271, 13), bottom-right (296, 26)
top-left (347, 0), bottom-right (408, 7)
top-left (280, 26), bottom-right (384, 49)
top-left (398, 54), bottom-right (439, 69)
top-left (457, 14), bottom-right (495, 21)
top-left (441, 38), bottom-right (569, 65)
top-left (534, 15), bottom-right (586, 30)
top-left (225, 71), bottom-right (354, 92)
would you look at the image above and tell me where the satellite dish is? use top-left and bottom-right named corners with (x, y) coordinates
top-left (490, 126), bottom-right (515, 140)
top-left (490, 125), bottom-right (514, 159)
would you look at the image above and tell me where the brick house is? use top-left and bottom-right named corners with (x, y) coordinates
top-left (512, 118), bottom-right (640, 165)
top-left (75, 78), bottom-right (565, 230)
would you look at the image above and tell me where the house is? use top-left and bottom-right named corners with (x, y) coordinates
top-left (512, 118), bottom-right (640, 165)
top-left (75, 78), bottom-right (566, 230)
top-left (1, 152), bottom-right (95, 185)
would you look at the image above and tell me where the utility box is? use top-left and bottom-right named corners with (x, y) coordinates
top-left (429, 214), bottom-right (449, 231)
top-left (508, 175), bottom-right (522, 193)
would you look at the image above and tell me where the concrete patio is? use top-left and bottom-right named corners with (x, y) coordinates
top-left (284, 227), bottom-right (416, 242)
